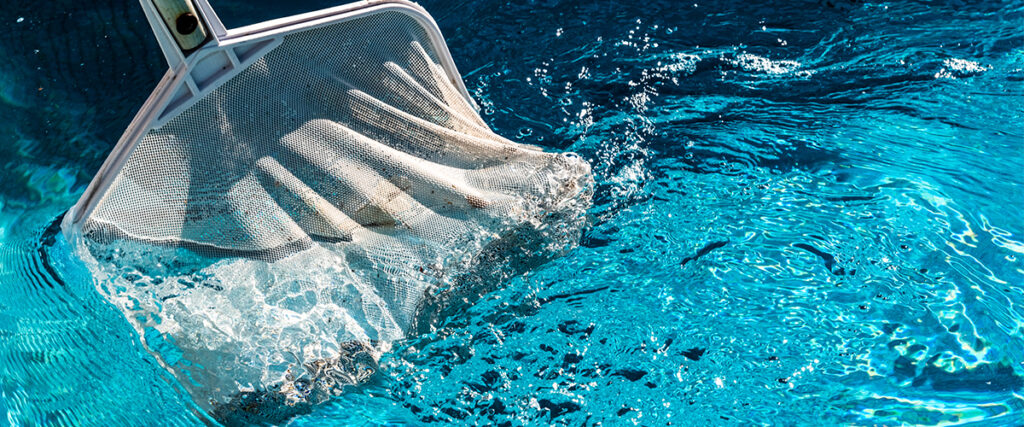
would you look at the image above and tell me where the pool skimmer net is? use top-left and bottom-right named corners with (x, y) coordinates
top-left (60, 0), bottom-right (592, 421)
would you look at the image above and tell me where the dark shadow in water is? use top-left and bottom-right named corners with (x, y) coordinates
top-left (0, 0), bottom-right (163, 200)
top-left (33, 213), bottom-right (66, 289)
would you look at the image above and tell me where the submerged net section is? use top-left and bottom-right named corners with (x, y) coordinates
top-left (70, 10), bottom-right (592, 421)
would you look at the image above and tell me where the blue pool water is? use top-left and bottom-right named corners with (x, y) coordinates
top-left (1, 0), bottom-right (1023, 425)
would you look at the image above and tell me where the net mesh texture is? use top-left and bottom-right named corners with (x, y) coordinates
top-left (71, 10), bottom-right (592, 420)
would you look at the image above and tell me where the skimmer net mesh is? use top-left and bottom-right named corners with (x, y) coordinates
top-left (69, 9), bottom-right (592, 418)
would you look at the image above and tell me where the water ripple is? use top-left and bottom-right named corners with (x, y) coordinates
top-left (0, 0), bottom-right (1020, 425)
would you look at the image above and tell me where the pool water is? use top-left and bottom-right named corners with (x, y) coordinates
top-left (1, 0), bottom-right (1022, 425)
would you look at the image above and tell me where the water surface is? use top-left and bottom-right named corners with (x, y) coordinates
top-left (1, 0), bottom-right (1022, 425)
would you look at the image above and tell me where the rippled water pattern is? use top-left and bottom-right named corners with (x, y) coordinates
top-left (1, 0), bottom-right (1022, 425)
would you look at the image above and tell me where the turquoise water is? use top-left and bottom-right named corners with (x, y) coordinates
top-left (2, 0), bottom-right (1023, 425)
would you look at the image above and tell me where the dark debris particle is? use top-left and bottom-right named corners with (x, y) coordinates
top-left (644, 382), bottom-right (657, 388)
top-left (613, 369), bottom-right (647, 381)
top-left (538, 286), bottom-right (610, 305)
top-left (563, 353), bottom-right (583, 364)
top-left (680, 240), bottom-right (729, 267)
top-left (617, 406), bottom-right (635, 416)
top-left (777, 378), bottom-right (789, 384)
top-left (682, 347), bottom-right (707, 361)
top-left (768, 355), bottom-right (779, 361)
top-left (793, 243), bottom-right (845, 275)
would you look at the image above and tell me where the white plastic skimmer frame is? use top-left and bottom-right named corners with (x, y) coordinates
top-left (62, 0), bottom-right (478, 233)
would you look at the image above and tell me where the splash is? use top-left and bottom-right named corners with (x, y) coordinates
top-left (729, 53), bottom-right (814, 77)
top-left (68, 149), bottom-right (592, 423)
top-left (935, 58), bottom-right (991, 79)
